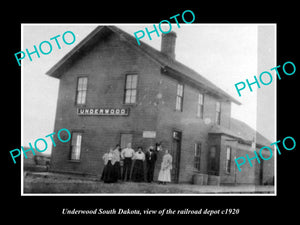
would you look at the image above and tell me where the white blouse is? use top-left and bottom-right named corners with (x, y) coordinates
top-left (133, 151), bottom-right (145, 161)
top-left (103, 152), bottom-right (116, 165)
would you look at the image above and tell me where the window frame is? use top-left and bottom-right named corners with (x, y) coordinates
top-left (175, 83), bottom-right (184, 111)
top-left (197, 93), bottom-right (204, 118)
top-left (75, 76), bottom-right (88, 106)
top-left (124, 74), bottom-right (138, 104)
top-left (69, 132), bottom-right (83, 161)
top-left (225, 146), bottom-right (231, 174)
top-left (216, 101), bottom-right (221, 125)
top-left (194, 143), bottom-right (201, 171)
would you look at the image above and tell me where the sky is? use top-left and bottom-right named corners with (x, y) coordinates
top-left (21, 24), bottom-right (275, 154)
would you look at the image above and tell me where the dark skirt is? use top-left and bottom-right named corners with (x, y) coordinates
top-left (101, 160), bottom-right (117, 183)
top-left (131, 160), bottom-right (144, 182)
top-left (114, 161), bottom-right (122, 180)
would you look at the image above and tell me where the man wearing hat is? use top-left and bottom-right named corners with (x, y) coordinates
top-left (145, 146), bottom-right (157, 183)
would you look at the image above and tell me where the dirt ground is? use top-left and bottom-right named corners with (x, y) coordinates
top-left (23, 172), bottom-right (275, 194)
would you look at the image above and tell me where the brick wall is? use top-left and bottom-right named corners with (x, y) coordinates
top-left (155, 73), bottom-right (232, 183)
top-left (50, 31), bottom-right (162, 176)
top-left (218, 138), bottom-right (274, 185)
top-left (50, 29), bottom-right (238, 184)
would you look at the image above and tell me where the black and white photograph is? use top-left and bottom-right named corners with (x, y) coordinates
top-left (4, 5), bottom-right (298, 221)
top-left (21, 24), bottom-right (276, 195)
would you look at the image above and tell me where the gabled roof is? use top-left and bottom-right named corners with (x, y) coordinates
top-left (46, 25), bottom-right (241, 105)
top-left (209, 117), bottom-right (272, 147)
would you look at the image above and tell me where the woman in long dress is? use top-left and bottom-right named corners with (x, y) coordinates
top-left (113, 144), bottom-right (122, 181)
top-left (101, 148), bottom-right (117, 183)
top-left (158, 149), bottom-right (172, 184)
top-left (131, 147), bottom-right (145, 182)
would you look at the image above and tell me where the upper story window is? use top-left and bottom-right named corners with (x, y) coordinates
top-left (216, 101), bottom-right (221, 125)
top-left (124, 74), bottom-right (138, 104)
top-left (197, 93), bottom-right (204, 118)
top-left (175, 83), bottom-right (184, 111)
top-left (76, 77), bottom-right (88, 105)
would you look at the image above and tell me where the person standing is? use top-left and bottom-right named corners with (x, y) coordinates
top-left (131, 147), bottom-right (145, 182)
top-left (145, 146), bottom-right (157, 183)
top-left (158, 149), bottom-right (172, 184)
top-left (113, 144), bottom-right (122, 181)
top-left (121, 143), bottom-right (135, 181)
top-left (101, 148), bottom-right (117, 183)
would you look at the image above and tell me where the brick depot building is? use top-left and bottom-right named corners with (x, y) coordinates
top-left (46, 26), bottom-right (274, 185)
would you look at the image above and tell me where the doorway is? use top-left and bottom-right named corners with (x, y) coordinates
top-left (259, 159), bottom-right (264, 185)
top-left (120, 133), bottom-right (133, 149)
top-left (171, 130), bottom-right (182, 183)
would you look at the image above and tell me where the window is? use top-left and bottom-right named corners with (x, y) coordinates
top-left (194, 143), bottom-right (201, 171)
top-left (76, 77), bottom-right (88, 105)
top-left (197, 93), bottom-right (204, 118)
top-left (70, 132), bottom-right (82, 161)
top-left (176, 83), bottom-right (184, 111)
top-left (216, 101), bottom-right (221, 125)
top-left (225, 146), bottom-right (231, 173)
top-left (124, 74), bottom-right (138, 104)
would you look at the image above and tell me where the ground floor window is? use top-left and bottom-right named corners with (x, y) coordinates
top-left (194, 143), bottom-right (201, 171)
top-left (225, 146), bottom-right (231, 173)
top-left (70, 132), bottom-right (82, 161)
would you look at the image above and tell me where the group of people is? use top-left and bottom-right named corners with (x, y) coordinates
top-left (101, 143), bottom-right (173, 184)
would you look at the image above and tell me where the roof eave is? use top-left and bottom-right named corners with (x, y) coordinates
top-left (162, 66), bottom-right (241, 105)
top-left (46, 26), bottom-right (106, 78)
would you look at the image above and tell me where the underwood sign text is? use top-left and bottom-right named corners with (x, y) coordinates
top-left (77, 108), bottom-right (129, 116)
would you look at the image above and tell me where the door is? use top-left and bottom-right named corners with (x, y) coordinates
top-left (208, 146), bottom-right (219, 175)
top-left (259, 159), bottom-right (264, 185)
top-left (120, 133), bottom-right (133, 149)
top-left (171, 130), bottom-right (182, 183)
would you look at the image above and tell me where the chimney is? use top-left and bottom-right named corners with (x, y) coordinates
top-left (161, 31), bottom-right (177, 59)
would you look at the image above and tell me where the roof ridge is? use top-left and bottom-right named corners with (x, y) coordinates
top-left (109, 26), bottom-right (240, 105)
top-left (47, 25), bottom-right (240, 105)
